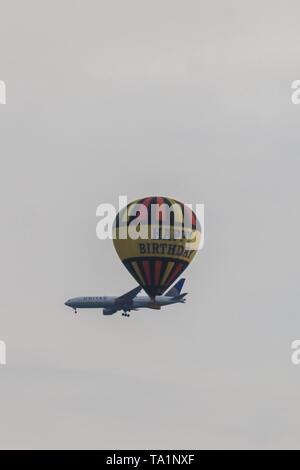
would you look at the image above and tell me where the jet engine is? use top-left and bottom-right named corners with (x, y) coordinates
top-left (103, 308), bottom-right (116, 315)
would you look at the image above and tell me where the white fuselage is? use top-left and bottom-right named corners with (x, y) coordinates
top-left (65, 295), bottom-right (181, 310)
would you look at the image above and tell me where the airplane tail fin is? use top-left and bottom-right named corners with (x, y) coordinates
top-left (164, 278), bottom-right (185, 297)
top-left (172, 292), bottom-right (188, 302)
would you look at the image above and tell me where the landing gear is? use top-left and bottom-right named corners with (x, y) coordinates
top-left (74, 308), bottom-right (78, 314)
top-left (122, 312), bottom-right (130, 317)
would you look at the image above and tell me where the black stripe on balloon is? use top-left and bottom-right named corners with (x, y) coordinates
top-left (123, 257), bottom-right (189, 295)
top-left (123, 260), bottom-right (144, 286)
top-left (158, 259), bottom-right (168, 288)
top-left (157, 260), bottom-right (168, 294)
top-left (138, 197), bottom-right (147, 228)
top-left (149, 259), bottom-right (156, 288)
top-left (148, 197), bottom-right (155, 226)
top-left (137, 258), bottom-right (148, 288)
top-left (157, 197), bottom-right (168, 229)
top-left (177, 200), bottom-right (185, 231)
top-left (123, 257), bottom-right (189, 268)
top-left (162, 261), bottom-right (176, 288)
top-left (149, 196), bottom-right (156, 225)
top-left (141, 259), bottom-right (152, 288)
top-left (132, 263), bottom-right (147, 285)
top-left (167, 198), bottom-right (176, 228)
top-left (156, 197), bottom-right (163, 232)
top-left (115, 212), bottom-right (119, 230)
top-left (127, 202), bottom-right (140, 227)
top-left (163, 260), bottom-right (188, 290)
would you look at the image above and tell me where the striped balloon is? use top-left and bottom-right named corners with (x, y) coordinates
top-left (113, 197), bottom-right (201, 299)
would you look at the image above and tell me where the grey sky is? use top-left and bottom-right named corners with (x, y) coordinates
top-left (1, 0), bottom-right (300, 449)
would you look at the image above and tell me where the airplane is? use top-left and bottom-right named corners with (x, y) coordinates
top-left (64, 278), bottom-right (187, 317)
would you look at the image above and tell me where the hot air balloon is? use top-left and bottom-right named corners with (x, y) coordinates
top-left (113, 196), bottom-right (201, 300)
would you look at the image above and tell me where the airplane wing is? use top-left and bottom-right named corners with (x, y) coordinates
top-left (113, 285), bottom-right (142, 314)
top-left (116, 286), bottom-right (142, 302)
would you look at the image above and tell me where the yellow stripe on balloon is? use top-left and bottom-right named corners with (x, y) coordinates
top-left (168, 198), bottom-right (183, 225)
top-left (121, 206), bottom-right (129, 223)
top-left (131, 261), bottom-right (145, 285)
top-left (161, 261), bottom-right (174, 285)
top-left (121, 201), bottom-right (138, 223)
top-left (128, 200), bottom-right (145, 219)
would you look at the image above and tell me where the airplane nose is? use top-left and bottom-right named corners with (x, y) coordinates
top-left (65, 300), bottom-right (70, 306)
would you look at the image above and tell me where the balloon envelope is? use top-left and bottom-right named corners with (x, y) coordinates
top-left (113, 196), bottom-right (201, 299)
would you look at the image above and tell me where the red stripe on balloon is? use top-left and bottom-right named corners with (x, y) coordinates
top-left (186, 206), bottom-right (196, 226)
top-left (154, 260), bottom-right (162, 285)
top-left (142, 260), bottom-right (151, 285)
top-left (157, 196), bottom-right (165, 221)
top-left (142, 197), bottom-right (152, 209)
top-left (165, 263), bottom-right (183, 287)
top-left (139, 197), bottom-right (152, 221)
top-left (179, 201), bottom-right (195, 227)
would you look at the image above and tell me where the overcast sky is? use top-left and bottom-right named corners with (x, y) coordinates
top-left (1, 0), bottom-right (300, 449)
